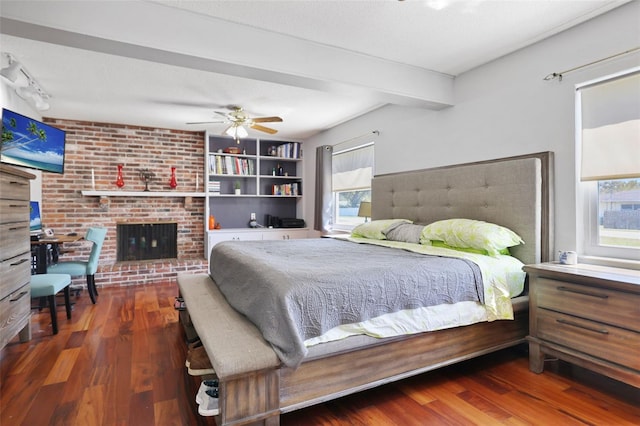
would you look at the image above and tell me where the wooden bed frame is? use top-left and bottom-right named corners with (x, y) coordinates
top-left (178, 152), bottom-right (554, 425)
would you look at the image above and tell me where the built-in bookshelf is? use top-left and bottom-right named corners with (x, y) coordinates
top-left (204, 133), bottom-right (305, 246)
top-left (206, 136), bottom-right (302, 197)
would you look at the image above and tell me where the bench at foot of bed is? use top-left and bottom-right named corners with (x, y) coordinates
top-left (178, 273), bottom-right (281, 425)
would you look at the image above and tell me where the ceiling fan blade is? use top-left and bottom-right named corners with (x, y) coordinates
top-left (186, 120), bottom-right (227, 125)
top-left (214, 111), bottom-right (229, 118)
top-left (251, 116), bottom-right (283, 123)
top-left (250, 124), bottom-right (278, 134)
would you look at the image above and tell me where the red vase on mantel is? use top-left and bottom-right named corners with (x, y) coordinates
top-left (115, 164), bottom-right (125, 188)
top-left (169, 167), bottom-right (178, 189)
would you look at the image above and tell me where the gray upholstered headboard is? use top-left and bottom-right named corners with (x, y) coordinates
top-left (372, 152), bottom-right (553, 265)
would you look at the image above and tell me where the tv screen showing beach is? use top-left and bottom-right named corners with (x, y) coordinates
top-left (1, 109), bottom-right (66, 174)
top-left (30, 201), bottom-right (42, 232)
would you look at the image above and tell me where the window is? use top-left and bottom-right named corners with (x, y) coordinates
top-left (331, 143), bottom-right (374, 230)
top-left (577, 69), bottom-right (640, 261)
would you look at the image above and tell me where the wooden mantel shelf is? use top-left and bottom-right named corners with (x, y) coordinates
top-left (81, 190), bottom-right (206, 197)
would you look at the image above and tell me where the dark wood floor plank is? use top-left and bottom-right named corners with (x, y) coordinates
top-left (128, 390), bottom-right (155, 425)
top-left (2, 282), bottom-right (638, 426)
top-left (154, 398), bottom-right (182, 426)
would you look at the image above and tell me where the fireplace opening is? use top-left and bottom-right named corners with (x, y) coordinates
top-left (117, 222), bottom-right (177, 262)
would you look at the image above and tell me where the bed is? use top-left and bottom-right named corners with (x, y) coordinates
top-left (177, 152), bottom-right (554, 425)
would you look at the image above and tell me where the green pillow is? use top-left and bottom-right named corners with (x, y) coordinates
top-left (351, 219), bottom-right (412, 240)
top-left (420, 218), bottom-right (523, 257)
top-left (430, 240), bottom-right (511, 256)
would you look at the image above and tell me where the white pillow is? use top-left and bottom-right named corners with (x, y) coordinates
top-left (351, 219), bottom-right (412, 240)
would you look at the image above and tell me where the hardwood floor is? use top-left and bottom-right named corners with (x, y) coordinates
top-left (1, 282), bottom-right (638, 426)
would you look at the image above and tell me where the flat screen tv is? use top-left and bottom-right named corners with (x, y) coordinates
top-left (1, 108), bottom-right (66, 174)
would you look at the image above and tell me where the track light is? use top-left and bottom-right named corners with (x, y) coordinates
top-left (35, 95), bottom-right (50, 111)
top-left (1, 52), bottom-right (51, 111)
top-left (16, 85), bottom-right (37, 99)
top-left (0, 57), bottom-right (21, 82)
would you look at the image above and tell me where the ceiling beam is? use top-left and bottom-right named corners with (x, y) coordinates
top-left (0, 1), bottom-right (454, 110)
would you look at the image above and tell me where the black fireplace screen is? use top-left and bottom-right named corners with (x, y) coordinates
top-left (117, 222), bottom-right (177, 261)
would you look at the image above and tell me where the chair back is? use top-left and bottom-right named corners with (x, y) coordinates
top-left (85, 227), bottom-right (107, 275)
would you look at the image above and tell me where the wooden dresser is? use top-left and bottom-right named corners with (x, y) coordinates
top-left (0, 164), bottom-right (34, 350)
top-left (524, 262), bottom-right (640, 388)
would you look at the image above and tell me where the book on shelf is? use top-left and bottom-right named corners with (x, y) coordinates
top-left (271, 182), bottom-right (300, 196)
top-left (208, 180), bottom-right (221, 195)
top-left (209, 154), bottom-right (255, 175)
top-left (274, 142), bottom-right (301, 159)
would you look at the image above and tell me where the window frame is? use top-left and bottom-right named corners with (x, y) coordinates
top-left (331, 142), bottom-right (374, 231)
top-left (576, 68), bottom-right (640, 264)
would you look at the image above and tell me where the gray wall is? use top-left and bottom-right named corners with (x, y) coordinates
top-left (301, 0), bottom-right (640, 257)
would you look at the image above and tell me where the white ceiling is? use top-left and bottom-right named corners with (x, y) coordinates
top-left (0, 0), bottom-right (629, 140)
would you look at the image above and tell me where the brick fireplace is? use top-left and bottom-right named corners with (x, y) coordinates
top-left (40, 118), bottom-right (208, 288)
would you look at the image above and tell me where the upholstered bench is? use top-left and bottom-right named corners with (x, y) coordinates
top-left (31, 273), bottom-right (72, 335)
top-left (177, 273), bottom-right (280, 378)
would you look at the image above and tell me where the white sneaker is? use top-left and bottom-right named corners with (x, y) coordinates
top-left (197, 391), bottom-right (220, 417)
top-left (195, 379), bottom-right (218, 405)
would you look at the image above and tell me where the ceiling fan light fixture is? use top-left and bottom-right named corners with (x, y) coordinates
top-left (223, 124), bottom-right (236, 137)
top-left (223, 123), bottom-right (249, 141)
top-left (236, 125), bottom-right (248, 138)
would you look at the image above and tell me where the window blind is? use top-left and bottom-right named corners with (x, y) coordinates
top-left (579, 70), bottom-right (640, 181)
top-left (332, 144), bottom-right (374, 191)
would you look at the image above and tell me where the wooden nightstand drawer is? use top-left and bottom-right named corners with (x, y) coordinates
top-left (0, 283), bottom-right (31, 349)
top-left (0, 199), bottom-right (30, 223)
top-left (0, 172), bottom-right (31, 200)
top-left (536, 308), bottom-right (640, 370)
top-left (0, 222), bottom-right (30, 261)
top-left (0, 252), bottom-right (32, 298)
top-left (536, 278), bottom-right (640, 333)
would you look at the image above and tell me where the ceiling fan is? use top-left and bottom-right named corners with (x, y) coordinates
top-left (187, 106), bottom-right (283, 142)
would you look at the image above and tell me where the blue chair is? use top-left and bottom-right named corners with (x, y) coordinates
top-left (31, 274), bottom-right (72, 335)
top-left (48, 227), bottom-right (107, 304)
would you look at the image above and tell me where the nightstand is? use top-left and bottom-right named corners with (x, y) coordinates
top-left (524, 262), bottom-right (640, 388)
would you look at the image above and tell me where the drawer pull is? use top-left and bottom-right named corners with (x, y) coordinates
top-left (9, 180), bottom-right (28, 186)
top-left (556, 286), bottom-right (608, 299)
top-left (557, 318), bottom-right (609, 335)
top-left (10, 291), bottom-right (28, 302)
top-left (9, 258), bottom-right (30, 267)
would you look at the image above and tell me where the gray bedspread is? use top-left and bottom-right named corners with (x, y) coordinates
top-left (209, 238), bottom-right (484, 368)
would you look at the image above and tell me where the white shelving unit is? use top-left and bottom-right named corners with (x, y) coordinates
top-left (204, 133), bottom-right (306, 258)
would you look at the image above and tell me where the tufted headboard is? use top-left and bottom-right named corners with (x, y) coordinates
top-left (371, 152), bottom-right (554, 265)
